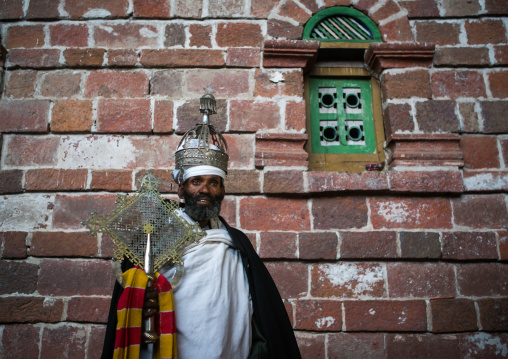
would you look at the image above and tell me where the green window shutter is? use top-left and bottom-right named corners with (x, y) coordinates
top-left (309, 77), bottom-right (375, 154)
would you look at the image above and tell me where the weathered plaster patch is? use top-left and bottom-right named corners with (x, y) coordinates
top-left (140, 27), bottom-right (158, 38)
top-left (319, 263), bottom-right (384, 295)
top-left (315, 316), bottom-right (335, 329)
top-left (0, 194), bottom-right (54, 231)
top-left (463, 173), bottom-right (508, 191)
top-left (84, 9), bottom-right (112, 18)
top-left (463, 333), bottom-right (508, 358)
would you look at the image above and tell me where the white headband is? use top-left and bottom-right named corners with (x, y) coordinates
top-left (172, 165), bottom-right (226, 185)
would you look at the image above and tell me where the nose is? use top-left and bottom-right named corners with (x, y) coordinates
top-left (198, 183), bottom-right (210, 194)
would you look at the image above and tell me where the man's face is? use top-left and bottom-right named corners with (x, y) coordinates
top-left (178, 175), bottom-right (225, 223)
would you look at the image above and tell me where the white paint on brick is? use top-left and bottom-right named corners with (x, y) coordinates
top-left (376, 201), bottom-right (410, 224)
top-left (98, 25), bottom-right (114, 34)
top-left (269, 71), bottom-right (284, 83)
top-left (0, 194), bottom-right (54, 231)
top-left (139, 27), bottom-right (158, 38)
top-left (84, 9), bottom-right (112, 18)
top-left (463, 172), bottom-right (508, 191)
top-left (315, 316), bottom-right (335, 329)
top-left (463, 333), bottom-right (508, 358)
top-left (319, 263), bottom-right (384, 295)
top-left (369, 308), bottom-right (375, 315)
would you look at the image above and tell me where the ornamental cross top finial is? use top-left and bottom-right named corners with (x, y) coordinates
top-left (203, 84), bottom-right (215, 95)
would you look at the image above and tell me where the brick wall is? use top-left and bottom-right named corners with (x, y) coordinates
top-left (1, 0), bottom-right (507, 358)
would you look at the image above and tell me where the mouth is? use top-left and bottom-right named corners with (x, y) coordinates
top-left (195, 195), bottom-right (212, 206)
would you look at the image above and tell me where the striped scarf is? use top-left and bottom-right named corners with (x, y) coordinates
top-left (113, 266), bottom-right (177, 359)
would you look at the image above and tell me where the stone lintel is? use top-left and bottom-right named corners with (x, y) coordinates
top-left (365, 42), bottom-right (435, 75)
top-left (255, 133), bottom-right (308, 168)
top-left (387, 133), bottom-right (463, 168)
top-left (263, 40), bottom-right (320, 72)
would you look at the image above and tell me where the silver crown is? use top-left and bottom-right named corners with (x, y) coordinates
top-left (174, 87), bottom-right (229, 182)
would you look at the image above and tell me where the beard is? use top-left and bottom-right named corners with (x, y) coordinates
top-left (183, 190), bottom-right (223, 222)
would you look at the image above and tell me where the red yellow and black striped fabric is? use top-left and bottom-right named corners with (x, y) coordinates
top-left (113, 266), bottom-right (177, 359)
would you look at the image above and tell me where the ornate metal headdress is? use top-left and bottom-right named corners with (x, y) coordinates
top-left (173, 86), bottom-right (229, 184)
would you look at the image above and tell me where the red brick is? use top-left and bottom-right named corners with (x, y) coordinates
top-left (494, 45), bottom-right (508, 64)
top-left (107, 49), bottom-right (139, 67)
top-left (502, 139), bottom-right (508, 167)
top-left (0, 100), bottom-right (49, 132)
top-left (94, 23), bottom-right (158, 48)
top-left (49, 24), bottom-right (89, 47)
top-left (7, 49), bottom-right (60, 68)
top-left (189, 24), bottom-right (212, 48)
top-left (226, 48), bottom-right (261, 67)
top-left (0, 0), bottom-right (24, 19)
top-left (38, 259), bottom-right (115, 296)
top-left (208, 0), bottom-right (243, 17)
top-left (400, 0), bottom-right (440, 18)
top-left (187, 69), bottom-right (250, 98)
top-left (481, 100), bottom-right (508, 133)
top-left (5, 25), bottom-right (45, 49)
top-left (434, 47), bottom-right (490, 67)
top-left (278, 0), bottom-right (310, 24)
top-left (387, 263), bottom-right (456, 298)
top-left (430, 298), bottom-right (477, 333)
top-left (101, 234), bottom-right (116, 259)
top-left (284, 100), bottom-right (306, 132)
top-left (254, 69), bottom-right (304, 98)
top-left (389, 171), bottom-right (464, 193)
top-left (311, 262), bottom-right (385, 298)
top-left (40, 325), bottom-right (86, 359)
top-left (128, 136), bottom-right (181, 169)
top-left (341, 231), bottom-right (397, 259)
top-left (489, 70), bottom-right (508, 99)
top-left (173, 0), bottom-right (202, 17)
top-left (1, 325), bottom-right (40, 358)
top-left (478, 298), bottom-right (508, 331)
top-left (502, 231), bottom-right (508, 261)
top-left (379, 17), bottom-right (414, 42)
top-left (460, 136), bottom-right (500, 169)
top-left (51, 100), bottom-right (93, 132)
top-left (239, 197), bottom-right (310, 231)
top-left (443, 231), bottom-right (498, 260)
top-left (264, 261), bottom-right (308, 299)
top-left (459, 333), bottom-right (508, 359)
top-left (30, 232), bottom-right (98, 257)
top-left (414, 21), bottom-right (461, 46)
top-left (67, 297), bottom-right (111, 323)
top-left (97, 99), bottom-right (151, 133)
top-left (452, 195), bottom-right (508, 229)
top-left (0, 297), bottom-right (64, 323)
top-left (386, 334), bottom-right (460, 359)
top-left (369, 0), bottom-right (403, 23)
top-left (442, 0), bottom-right (481, 16)
top-left (0, 231), bottom-right (27, 259)
top-left (381, 70), bottom-right (431, 99)
top-left (150, 70), bottom-right (184, 96)
top-left (259, 232), bottom-right (297, 259)
top-left (133, 0), bottom-right (171, 17)
top-left (399, 231), bottom-right (441, 259)
top-left (85, 71), bottom-right (148, 98)
top-left (26, 0), bottom-right (59, 19)
top-left (219, 196), bottom-right (237, 226)
top-left (263, 170), bottom-right (304, 194)
top-left (4, 70), bottom-right (37, 99)
top-left (345, 300), bottom-right (427, 332)
top-left (229, 100), bottom-right (280, 132)
top-left (224, 170), bottom-right (261, 194)
top-left (466, 19), bottom-right (507, 45)
top-left (4, 135), bottom-right (59, 167)
top-left (41, 72), bottom-right (82, 98)
top-left (328, 333), bottom-right (385, 359)
top-left (175, 98), bottom-right (227, 134)
top-left (88, 326), bottom-right (107, 359)
top-left (64, 0), bottom-right (129, 18)
top-left (312, 197), bottom-right (368, 230)
top-left (295, 333), bottom-right (326, 359)
top-left (308, 172), bottom-right (388, 192)
top-left (251, 0), bottom-right (279, 17)
top-left (25, 169), bottom-right (88, 191)
top-left (459, 102), bottom-right (480, 133)
top-left (141, 49), bottom-right (225, 67)
top-left (224, 134), bottom-right (255, 169)
top-left (372, 197), bottom-right (453, 229)
top-left (53, 194), bottom-right (118, 230)
top-left (383, 103), bottom-right (414, 136)
top-left (298, 232), bottom-right (337, 260)
top-left (457, 263), bottom-right (508, 296)
top-left (64, 48), bottom-right (106, 67)
top-left (432, 70), bottom-right (486, 99)
top-left (485, 0), bottom-right (508, 14)
top-left (0, 170), bottom-right (23, 195)
top-left (134, 169), bottom-right (175, 193)
top-left (216, 23), bottom-right (263, 48)
top-left (90, 170), bottom-right (132, 192)
top-left (295, 300), bottom-right (342, 331)
top-left (255, 133), bottom-right (308, 168)
top-left (153, 100), bottom-right (173, 134)
top-left (0, 261), bottom-right (38, 294)
top-left (267, 19), bottom-right (303, 40)
top-left (164, 24), bottom-right (186, 47)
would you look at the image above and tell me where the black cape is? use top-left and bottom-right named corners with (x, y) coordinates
top-left (101, 218), bottom-right (301, 359)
